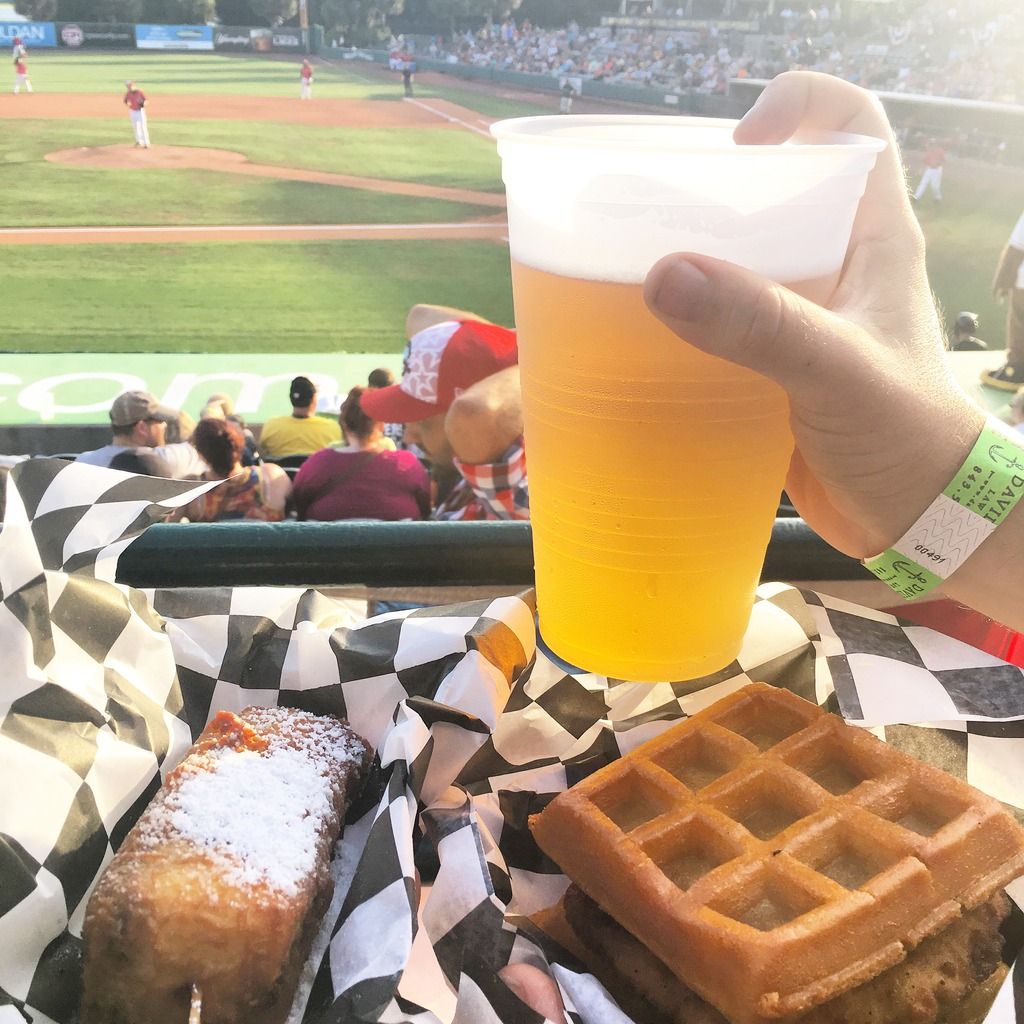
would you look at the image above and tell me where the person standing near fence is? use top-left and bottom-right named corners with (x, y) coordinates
top-left (981, 210), bottom-right (1024, 391)
top-left (299, 59), bottom-right (313, 100)
top-left (123, 80), bottom-right (150, 149)
top-left (559, 80), bottom-right (576, 113)
top-left (913, 138), bottom-right (944, 202)
top-left (13, 54), bottom-right (30, 94)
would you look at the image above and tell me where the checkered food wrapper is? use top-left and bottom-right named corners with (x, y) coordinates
top-left (1, 459), bottom-right (1023, 1024)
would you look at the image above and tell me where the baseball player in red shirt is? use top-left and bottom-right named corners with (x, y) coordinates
top-left (13, 55), bottom-right (31, 94)
top-left (300, 59), bottom-right (313, 100)
top-left (913, 138), bottom-right (945, 202)
top-left (123, 80), bottom-right (150, 148)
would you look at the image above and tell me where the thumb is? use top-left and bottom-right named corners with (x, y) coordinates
top-left (643, 253), bottom-right (855, 401)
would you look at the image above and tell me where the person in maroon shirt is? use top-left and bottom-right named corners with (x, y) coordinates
top-left (292, 386), bottom-right (430, 521)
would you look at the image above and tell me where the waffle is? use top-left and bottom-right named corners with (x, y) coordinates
top-left (81, 706), bottom-right (371, 1024)
top-left (530, 683), bottom-right (1024, 1024)
top-left (547, 884), bottom-right (1010, 1024)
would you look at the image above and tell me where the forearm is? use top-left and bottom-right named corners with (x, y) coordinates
top-left (939, 505), bottom-right (1024, 632)
top-left (405, 303), bottom-right (493, 338)
top-left (445, 367), bottom-right (522, 464)
top-left (885, 412), bottom-right (1024, 633)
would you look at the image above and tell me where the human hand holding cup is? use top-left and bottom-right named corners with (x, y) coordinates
top-left (492, 73), bottom-right (890, 682)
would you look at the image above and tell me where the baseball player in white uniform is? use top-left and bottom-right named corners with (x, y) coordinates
top-left (300, 59), bottom-right (313, 99)
top-left (13, 54), bottom-right (30, 94)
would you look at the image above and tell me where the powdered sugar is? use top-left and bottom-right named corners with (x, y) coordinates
top-left (141, 708), bottom-right (369, 897)
top-left (158, 747), bottom-right (331, 896)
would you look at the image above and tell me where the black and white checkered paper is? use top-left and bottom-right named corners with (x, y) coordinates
top-left (1, 459), bottom-right (1022, 1024)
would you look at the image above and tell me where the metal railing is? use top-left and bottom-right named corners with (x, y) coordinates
top-left (115, 517), bottom-right (864, 589)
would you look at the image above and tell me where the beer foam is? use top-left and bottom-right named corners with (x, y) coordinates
top-left (492, 115), bottom-right (884, 284)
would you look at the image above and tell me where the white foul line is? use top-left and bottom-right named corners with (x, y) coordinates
top-left (0, 222), bottom-right (503, 236)
top-left (403, 97), bottom-right (493, 138)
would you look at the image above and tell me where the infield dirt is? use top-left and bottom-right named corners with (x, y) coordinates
top-left (2, 92), bottom-right (507, 245)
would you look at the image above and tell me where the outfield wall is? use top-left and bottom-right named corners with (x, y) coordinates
top-left (340, 47), bottom-right (750, 117)
top-left (0, 21), bottom-right (309, 53)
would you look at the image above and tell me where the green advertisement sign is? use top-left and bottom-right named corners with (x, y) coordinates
top-left (0, 353), bottom-right (404, 425)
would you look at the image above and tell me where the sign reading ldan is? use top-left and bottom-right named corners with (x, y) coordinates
top-left (0, 354), bottom-right (403, 425)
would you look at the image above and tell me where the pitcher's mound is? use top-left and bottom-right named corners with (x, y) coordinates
top-left (46, 145), bottom-right (250, 171)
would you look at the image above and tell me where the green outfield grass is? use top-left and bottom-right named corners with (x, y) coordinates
top-left (1, 51), bottom-right (1019, 358)
top-left (909, 156), bottom-right (1022, 347)
top-left (17, 52), bottom-right (399, 98)
top-left (6, 239), bottom-right (515, 352)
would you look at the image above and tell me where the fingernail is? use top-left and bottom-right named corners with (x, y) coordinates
top-left (647, 257), bottom-right (710, 321)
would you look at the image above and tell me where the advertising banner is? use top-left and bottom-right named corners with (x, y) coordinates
top-left (0, 353), bottom-right (403, 426)
top-left (272, 29), bottom-right (304, 50)
top-left (57, 23), bottom-right (135, 48)
top-left (135, 23), bottom-right (214, 50)
top-left (213, 26), bottom-right (252, 51)
top-left (0, 21), bottom-right (56, 47)
top-left (249, 27), bottom-right (306, 52)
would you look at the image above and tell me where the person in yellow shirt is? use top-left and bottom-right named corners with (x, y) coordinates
top-left (257, 376), bottom-right (341, 460)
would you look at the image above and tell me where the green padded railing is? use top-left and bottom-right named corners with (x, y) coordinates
top-left (115, 518), bottom-right (864, 589)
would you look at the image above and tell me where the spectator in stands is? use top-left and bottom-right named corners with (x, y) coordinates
top-left (367, 367), bottom-right (404, 449)
top-left (981, 210), bottom-right (1024, 391)
top-left (360, 310), bottom-right (528, 520)
top-left (77, 390), bottom-right (206, 478)
top-left (292, 386), bottom-right (430, 521)
top-left (199, 391), bottom-right (258, 465)
top-left (950, 311), bottom-right (987, 351)
top-left (257, 376), bottom-right (341, 460)
top-left (176, 418), bottom-right (290, 522)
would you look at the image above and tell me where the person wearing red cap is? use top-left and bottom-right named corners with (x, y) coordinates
top-left (359, 307), bottom-right (528, 520)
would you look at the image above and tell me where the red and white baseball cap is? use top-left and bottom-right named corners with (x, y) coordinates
top-left (360, 320), bottom-right (517, 423)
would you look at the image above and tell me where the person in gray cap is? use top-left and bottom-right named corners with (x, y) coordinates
top-left (76, 390), bottom-right (206, 477)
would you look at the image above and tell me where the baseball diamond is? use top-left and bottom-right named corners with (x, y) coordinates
top-left (0, 49), bottom-right (1020, 420)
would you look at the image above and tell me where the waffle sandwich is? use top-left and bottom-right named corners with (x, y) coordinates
top-left (531, 683), bottom-right (1024, 1024)
top-left (81, 706), bottom-right (371, 1024)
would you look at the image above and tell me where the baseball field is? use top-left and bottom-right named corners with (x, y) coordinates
top-left (0, 51), bottom-right (552, 356)
top-left (0, 49), bottom-right (1020, 418)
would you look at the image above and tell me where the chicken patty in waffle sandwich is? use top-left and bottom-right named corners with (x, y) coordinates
top-left (530, 683), bottom-right (1024, 1024)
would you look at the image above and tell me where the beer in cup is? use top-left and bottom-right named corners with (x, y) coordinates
top-left (491, 115), bottom-right (884, 681)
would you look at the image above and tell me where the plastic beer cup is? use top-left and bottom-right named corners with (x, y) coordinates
top-left (491, 115), bottom-right (884, 681)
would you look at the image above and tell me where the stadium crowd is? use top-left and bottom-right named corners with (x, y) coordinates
top-left (64, 305), bottom-right (529, 526)
top-left (401, 0), bottom-right (1023, 105)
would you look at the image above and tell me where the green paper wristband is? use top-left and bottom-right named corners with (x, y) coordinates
top-left (863, 420), bottom-right (1024, 599)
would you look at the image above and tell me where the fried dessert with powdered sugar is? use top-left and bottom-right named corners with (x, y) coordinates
top-left (81, 706), bottom-right (371, 1024)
